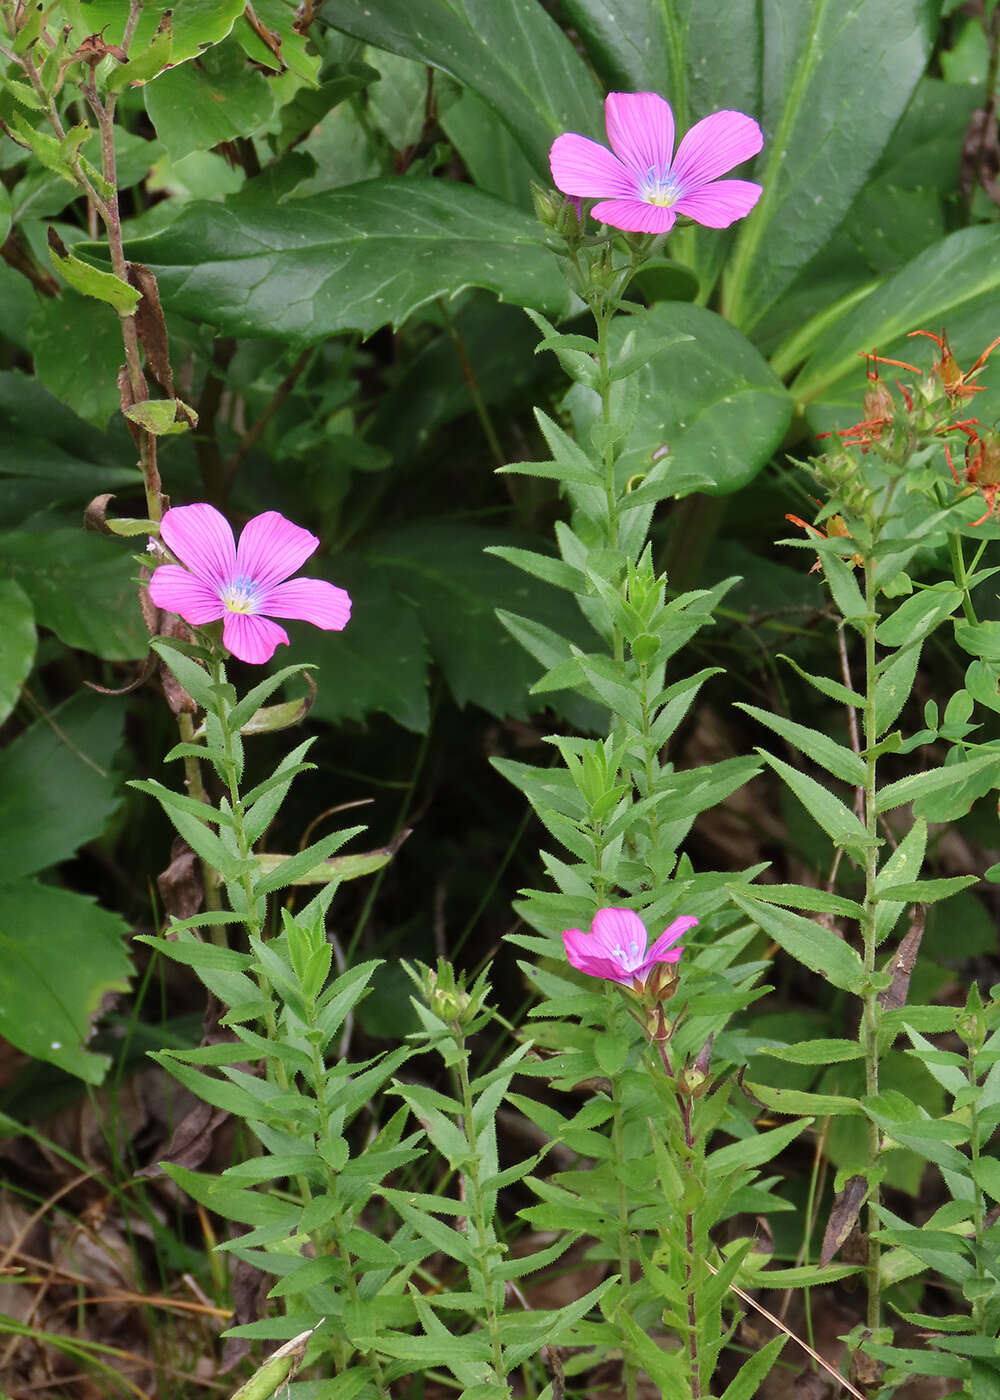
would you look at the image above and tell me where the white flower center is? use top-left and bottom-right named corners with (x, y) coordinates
top-left (643, 166), bottom-right (682, 208)
top-left (221, 575), bottom-right (260, 615)
top-left (611, 939), bottom-right (643, 970)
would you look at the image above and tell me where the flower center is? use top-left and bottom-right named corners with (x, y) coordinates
top-left (611, 939), bottom-right (643, 970)
top-left (643, 166), bottom-right (682, 208)
top-left (221, 575), bottom-right (260, 615)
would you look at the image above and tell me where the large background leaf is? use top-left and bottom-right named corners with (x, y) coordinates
top-left (0, 691), bottom-right (125, 881)
top-left (565, 303), bottom-right (794, 496)
top-left (791, 224), bottom-right (1000, 433)
top-left (114, 179), bottom-right (571, 342)
top-left (0, 881), bottom-right (131, 1084)
top-left (319, 0), bottom-right (602, 174)
top-left (723, 0), bottom-right (937, 333)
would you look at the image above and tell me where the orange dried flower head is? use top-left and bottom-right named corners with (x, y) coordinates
top-left (909, 328), bottom-right (1000, 403)
top-left (945, 422), bottom-right (1000, 526)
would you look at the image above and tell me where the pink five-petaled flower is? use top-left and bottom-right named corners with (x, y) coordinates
top-left (148, 503), bottom-right (351, 665)
top-left (562, 907), bottom-right (697, 987)
top-left (549, 91), bottom-right (763, 235)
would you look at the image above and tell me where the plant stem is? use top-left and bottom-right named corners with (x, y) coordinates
top-left (968, 1040), bottom-right (988, 1336)
top-left (454, 1028), bottom-right (510, 1395)
top-left (860, 556), bottom-right (882, 1331)
top-left (608, 987), bottom-right (637, 1400)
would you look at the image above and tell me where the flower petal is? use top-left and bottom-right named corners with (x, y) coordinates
top-left (590, 908), bottom-right (649, 963)
top-left (563, 929), bottom-right (632, 983)
top-left (590, 197), bottom-right (677, 233)
top-left (644, 915), bottom-right (698, 965)
top-left (148, 564), bottom-right (226, 625)
top-left (605, 91), bottom-right (675, 179)
top-left (222, 612), bottom-right (290, 665)
top-left (673, 179), bottom-right (763, 228)
top-left (160, 503), bottom-right (236, 589)
top-left (550, 132), bottom-right (637, 199)
top-left (235, 512), bottom-right (320, 591)
top-left (258, 577), bottom-right (352, 630)
top-left (670, 110), bottom-right (763, 190)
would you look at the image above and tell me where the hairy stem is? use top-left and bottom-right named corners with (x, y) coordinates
top-left (860, 557), bottom-right (882, 1331)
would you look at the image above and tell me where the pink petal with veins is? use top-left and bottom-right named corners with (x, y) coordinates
top-left (223, 612), bottom-right (290, 665)
top-left (644, 916), bottom-right (698, 968)
top-left (550, 133), bottom-right (636, 199)
top-left (671, 110), bottom-right (763, 190)
top-left (148, 565), bottom-right (226, 625)
top-left (159, 503), bottom-right (236, 588)
top-left (604, 91), bottom-right (675, 179)
top-left (235, 511), bottom-right (320, 591)
top-left (590, 197), bottom-right (678, 233)
top-left (673, 179), bottom-right (763, 227)
top-left (259, 576), bottom-right (352, 630)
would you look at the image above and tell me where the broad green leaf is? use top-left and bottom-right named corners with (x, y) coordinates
top-left (718, 1337), bottom-right (788, 1400)
top-left (745, 884), bottom-right (863, 918)
top-left (122, 399), bottom-right (197, 436)
top-left (723, 0), bottom-right (935, 331)
top-left (737, 702), bottom-right (865, 784)
top-left (439, 87), bottom-right (537, 209)
top-left (253, 847), bottom-right (394, 887)
top-left (759, 749), bottom-right (874, 851)
top-left (0, 880), bottom-right (130, 1083)
top-left (0, 182), bottom-right (10, 246)
top-left (321, 0), bottom-right (601, 175)
top-left (61, 0), bottom-right (246, 67)
top-left (0, 579), bottom-right (35, 725)
top-left (285, 563), bottom-right (429, 733)
top-left (793, 225), bottom-right (1000, 410)
top-left (730, 888), bottom-right (866, 993)
top-left (26, 291), bottom-right (125, 428)
top-left (0, 690), bottom-right (124, 880)
top-left (565, 304), bottom-right (792, 497)
top-left (145, 37), bottom-right (276, 162)
top-left (365, 522), bottom-right (599, 720)
top-left (0, 528), bottom-right (147, 660)
top-left (107, 179), bottom-right (570, 343)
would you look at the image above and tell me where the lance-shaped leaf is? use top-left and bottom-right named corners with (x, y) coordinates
top-left (730, 888), bottom-right (866, 993)
top-left (90, 179), bottom-right (571, 344)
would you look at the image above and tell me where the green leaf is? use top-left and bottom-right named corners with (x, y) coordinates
top-left (47, 233), bottom-right (140, 314)
top-left (875, 588), bottom-right (963, 649)
top-left (0, 182), bottom-right (10, 246)
top-left (743, 1080), bottom-right (863, 1116)
top-left (879, 876), bottom-right (977, 903)
top-left (0, 690), bottom-right (124, 880)
top-left (321, 0), bottom-right (601, 175)
top-left (744, 884), bottom-right (863, 918)
top-left (759, 749), bottom-right (874, 851)
top-left (737, 703), bottom-right (865, 784)
top-left (144, 37), bottom-right (275, 162)
top-left (366, 522), bottom-right (598, 720)
top-left (729, 889), bottom-right (866, 993)
top-left (875, 752), bottom-right (1000, 815)
top-left (253, 828), bottom-right (364, 897)
top-left (0, 579), bottom-right (35, 725)
top-left (122, 398), bottom-right (197, 436)
top-left (718, 1335), bottom-right (787, 1400)
top-left (0, 880), bottom-right (130, 1083)
top-left (874, 817), bottom-right (927, 944)
top-left (776, 652), bottom-right (864, 708)
top-left (874, 643), bottom-right (921, 737)
top-left (762, 1039), bottom-right (866, 1065)
top-left (62, 0), bottom-right (246, 67)
top-left (26, 291), bottom-right (125, 428)
top-left (706, 1116), bottom-right (811, 1175)
top-left (564, 303), bottom-right (792, 497)
top-left (723, 0), bottom-right (934, 331)
top-left (104, 179), bottom-right (571, 344)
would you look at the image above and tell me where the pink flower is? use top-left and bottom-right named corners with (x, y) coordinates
top-left (549, 91), bottom-right (763, 235)
top-left (149, 503), bottom-right (351, 665)
top-left (562, 907), bottom-right (697, 985)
